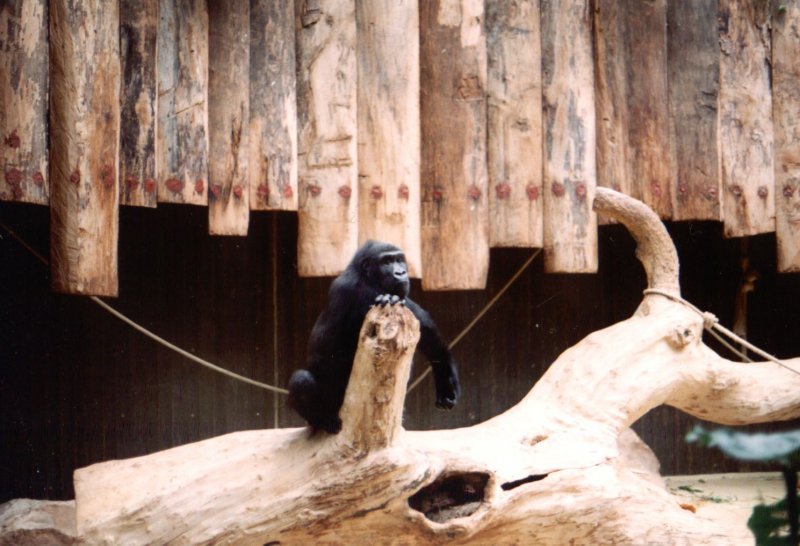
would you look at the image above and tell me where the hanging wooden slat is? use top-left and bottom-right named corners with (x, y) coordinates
top-left (541, 0), bottom-right (597, 273)
top-left (157, 0), bottom-right (208, 206)
top-left (208, 0), bottom-right (249, 236)
top-left (594, 0), bottom-right (673, 220)
top-left (356, 0), bottom-right (422, 277)
top-left (718, 0), bottom-right (774, 238)
top-left (666, 0), bottom-right (720, 221)
top-left (249, 0), bottom-right (298, 212)
top-left (773, 0), bottom-right (800, 272)
top-left (419, 0), bottom-right (490, 290)
top-left (49, 0), bottom-right (120, 296)
top-left (119, 0), bottom-right (158, 208)
top-left (1, 0), bottom-right (48, 205)
top-left (486, 0), bottom-right (543, 248)
top-left (296, 0), bottom-right (359, 277)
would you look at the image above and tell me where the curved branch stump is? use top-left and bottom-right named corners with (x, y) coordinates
top-left (73, 190), bottom-right (800, 545)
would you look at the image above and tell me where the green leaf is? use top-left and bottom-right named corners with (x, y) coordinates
top-left (686, 426), bottom-right (800, 464)
top-left (748, 500), bottom-right (792, 545)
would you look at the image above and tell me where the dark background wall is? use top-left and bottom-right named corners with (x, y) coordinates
top-left (2, 200), bottom-right (800, 502)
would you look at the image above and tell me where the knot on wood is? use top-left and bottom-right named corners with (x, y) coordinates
top-left (361, 304), bottom-right (419, 354)
top-left (666, 321), bottom-right (702, 350)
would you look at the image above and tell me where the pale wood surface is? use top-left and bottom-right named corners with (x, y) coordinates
top-left (773, 0), bottom-right (800, 272)
top-left (419, 0), bottom-right (490, 289)
top-left (119, 0), bottom-right (158, 208)
top-left (486, 0), bottom-right (543, 248)
top-left (718, 0), bottom-right (775, 238)
top-left (71, 189), bottom-right (800, 544)
top-left (207, 0), bottom-right (249, 236)
top-left (249, 0), bottom-right (298, 211)
top-left (296, 0), bottom-right (359, 277)
top-left (156, 0), bottom-right (209, 206)
top-left (356, 0), bottom-right (422, 277)
top-left (541, 0), bottom-right (598, 272)
top-left (0, 0), bottom-right (49, 205)
top-left (49, 0), bottom-right (120, 296)
top-left (595, 0), bottom-right (673, 220)
top-left (667, 0), bottom-right (721, 221)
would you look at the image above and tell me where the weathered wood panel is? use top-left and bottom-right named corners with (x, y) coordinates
top-left (419, 0), bottom-right (490, 289)
top-left (540, 0), bottom-right (597, 273)
top-left (119, 0), bottom-right (158, 208)
top-left (667, 0), bottom-right (720, 221)
top-left (208, 0), bottom-right (249, 236)
top-left (249, 0), bottom-right (298, 212)
top-left (718, 0), bottom-right (774, 238)
top-left (486, 0), bottom-right (543, 248)
top-left (296, 0), bottom-right (359, 277)
top-left (356, 0), bottom-right (422, 276)
top-left (157, 0), bottom-right (208, 206)
top-left (0, 0), bottom-right (48, 205)
top-left (49, 0), bottom-right (120, 296)
top-left (773, 0), bottom-right (800, 271)
top-left (594, 0), bottom-right (673, 220)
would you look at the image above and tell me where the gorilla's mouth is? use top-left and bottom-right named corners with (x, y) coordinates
top-left (407, 471), bottom-right (490, 523)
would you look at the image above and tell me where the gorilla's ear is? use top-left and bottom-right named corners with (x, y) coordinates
top-left (359, 255), bottom-right (372, 276)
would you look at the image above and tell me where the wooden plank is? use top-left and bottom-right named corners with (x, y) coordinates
top-left (0, 0), bottom-right (48, 205)
top-left (594, 0), bottom-right (673, 220)
top-left (49, 0), bottom-right (120, 296)
top-left (419, 0), bottom-right (490, 290)
top-left (666, 0), bottom-right (720, 221)
top-left (356, 0), bottom-right (422, 276)
top-left (773, 0), bottom-right (800, 272)
top-left (540, 0), bottom-right (597, 273)
top-left (717, 0), bottom-right (774, 238)
top-left (486, 0), bottom-right (543, 248)
top-left (157, 0), bottom-right (208, 206)
top-left (208, 0), bottom-right (249, 235)
top-left (296, 0), bottom-right (359, 277)
top-left (249, 0), bottom-right (298, 212)
top-left (119, 0), bottom-right (158, 208)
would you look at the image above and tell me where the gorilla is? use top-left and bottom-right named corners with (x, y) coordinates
top-left (288, 240), bottom-right (461, 433)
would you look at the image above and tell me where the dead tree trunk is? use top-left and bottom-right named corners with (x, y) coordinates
top-left (74, 189), bottom-right (800, 545)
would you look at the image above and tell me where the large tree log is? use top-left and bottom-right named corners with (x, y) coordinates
top-left (73, 189), bottom-right (800, 544)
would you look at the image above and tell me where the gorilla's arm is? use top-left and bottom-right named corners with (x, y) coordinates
top-left (405, 299), bottom-right (461, 409)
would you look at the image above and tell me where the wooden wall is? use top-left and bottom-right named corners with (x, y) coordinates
top-left (4, 1), bottom-right (800, 296)
top-left (3, 199), bottom-right (800, 502)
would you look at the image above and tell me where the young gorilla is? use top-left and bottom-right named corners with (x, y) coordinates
top-left (288, 241), bottom-right (461, 433)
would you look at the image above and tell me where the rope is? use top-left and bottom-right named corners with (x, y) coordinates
top-left (2, 217), bottom-right (537, 396)
top-left (643, 288), bottom-right (800, 376)
top-left (0, 220), bottom-right (288, 395)
top-left (407, 249), bottom-right (541, 392)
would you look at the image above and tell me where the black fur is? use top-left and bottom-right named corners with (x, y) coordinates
top-left (288, 241), bottom-right (461, 433)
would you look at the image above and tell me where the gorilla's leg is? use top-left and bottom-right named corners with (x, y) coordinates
top-left (287, 369), bottom-right (343, 433)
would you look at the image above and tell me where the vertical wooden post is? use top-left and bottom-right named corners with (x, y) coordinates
top-left (119, 0), bottom-right (158, 208)
top-left (157, 0), bottom-right (209, 206)
top-left (296, 0), bottom-right (359, 277)
top-left (667, 0), bottom-right (720, 221)
top-left (594, 0), bottom-right (673, 220)
top-left (773, 0), bottom-right (800, 272)
top-left (49, 0), bottom-right (120, 296)
top-left (419, 0), bottom-right (490, 290)
top-left (486, 0), bottom-right (543, 248)
top-left (1, 0), bottom-right (49, 205)
top-left (249, 0), bottom-right (298, 212)
top-left (718, 0), bottom-right (774, 238)
top-left (541, 0), bottom-right (597, 273)
top-left (208, 0), bottom-right (250, 236)
top-left (356, 0), bottom-right (422, 276)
